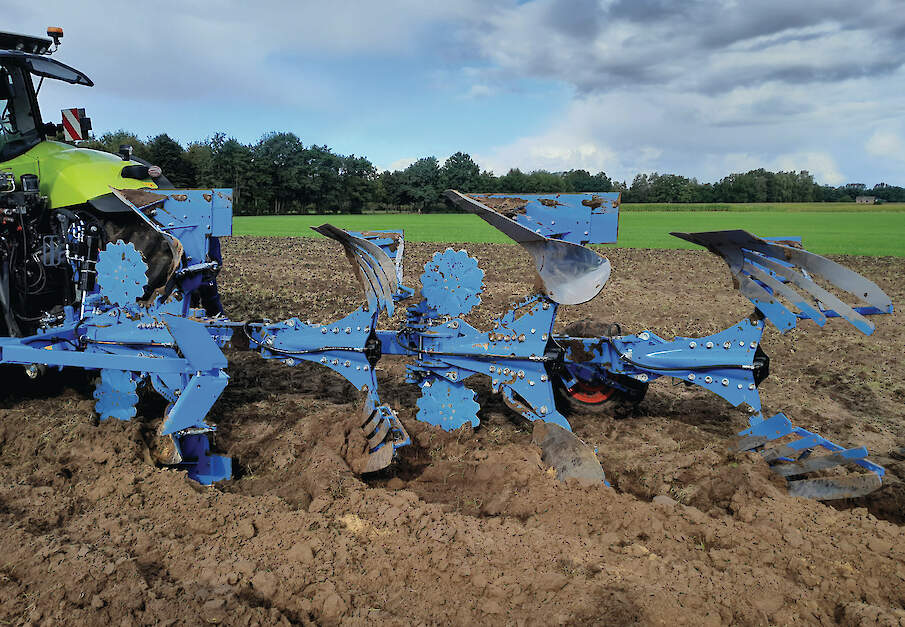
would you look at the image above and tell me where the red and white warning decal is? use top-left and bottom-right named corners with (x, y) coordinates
top-left (61, 108), bottom-right (84, 141)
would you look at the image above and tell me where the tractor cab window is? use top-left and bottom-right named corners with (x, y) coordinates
top-left (0, 64), bottom-right (40, 160)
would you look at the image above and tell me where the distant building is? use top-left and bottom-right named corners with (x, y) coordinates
top-left (855, 196), bottom-right (876, 204)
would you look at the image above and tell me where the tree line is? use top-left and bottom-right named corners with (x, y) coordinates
top-left (83, 130), bottom-right (905, 215)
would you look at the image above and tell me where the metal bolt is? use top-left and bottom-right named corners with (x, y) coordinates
top-left (320, 357), bottom-right (327, 363)
top-left (750, 341), bottom-right (757, 348)
top-left (344, 360), bottom-right (351, 367)
top-left (284, 358), bottom-right (295, 366)
top-left (689, 341), bottom-right (697, 348)
top-left (542, 302), bottom-right (550, 310)
top-left (540, 406), bottom-right (548, 415)
top-left (424, 380), bottom-right (432, 388)
top-left (540, 374), bottom-right (548, 382)
top-left (721, 378), bottom-right (729, 386)
top-left (706, 341), bottom-right (713, 349)
top-left (332, 328), bottom-right (339, 334)
top-left (737, 384), bottom-right (743, 389)
top-left (489, 365), bottom-right (496, 373)
top-left (364, 365), bottom-right (370, 371)
top-left (345, 327), bottom-right (351, 334)
top-left (496, 367), bottom-right (502, 374)
top-left (748, 383), bottom-right (755, 390)
top-left (287, 319), bottom-right (295, 327)
top-left (639, 332), bottom-right (650, 340)
top-left (705, 376), bottom-right (713, 383)
top-left (723, 341), bottom-right (731, 349)
top-left (530, 328), bottom-right (536, 334)
top-left (638, 373), bottom-right (648, 382)
top-left (364, 327), bottom-right (370, 333)
top-left (529, 380), bottom-right (535, 386)
top-left (517, 370), bottom-right (525, 379)
top-left (688, 374), bottom-right (695, 381)
top-left (321, 328), bottom-right (327, 334)
top-left (739, 341), bottom-right (745, 346)
top-left (447, 371), bottom-right (457, 381)
top-left (503, 368), bottom-right (511, 375)
top-left (265, 337), bottom-right (274, 346)
top-left (541, 334), bottom-right (548, 340)
top-left (518, 334), bottom-right (526, 342)
top-left (331, 359), bottom-right (339, 365)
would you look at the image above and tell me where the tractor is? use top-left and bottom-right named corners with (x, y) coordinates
top-left (0, 27), bottom-right (233, 481)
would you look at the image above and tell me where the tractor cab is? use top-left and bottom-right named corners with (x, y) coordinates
top-left (0, 30), bottom-right (93, 161)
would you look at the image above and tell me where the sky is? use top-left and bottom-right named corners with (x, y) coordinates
top-left (11, 0), bottom-right (905, 186)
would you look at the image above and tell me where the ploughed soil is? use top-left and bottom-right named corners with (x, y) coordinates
top-left (2, 236), bottom-right (905, 626)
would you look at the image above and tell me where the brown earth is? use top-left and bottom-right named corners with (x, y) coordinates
top-left (2, 236), bottom-right (905, 625)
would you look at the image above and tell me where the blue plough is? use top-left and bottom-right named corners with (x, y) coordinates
top-left (7, 187), bottom-right (893, 500)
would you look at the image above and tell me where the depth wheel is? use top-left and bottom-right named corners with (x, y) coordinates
top-left (554, 375), bottom-right (647, 418)
top-left (568, 380), bottom-right (618, 405)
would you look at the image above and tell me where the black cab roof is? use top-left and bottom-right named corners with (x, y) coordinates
top-left (0, 31), bottom-right (52, 55)
top-left (0, 31), bottom-right (92, 86)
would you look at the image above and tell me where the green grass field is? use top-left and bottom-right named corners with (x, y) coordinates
top-left (233, 208), bottom-right (905, 256)
top-left (621, 202), bottom-right (905, 212)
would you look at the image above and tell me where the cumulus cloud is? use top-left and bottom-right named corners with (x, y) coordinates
top-left (464, 1), bottom-right (905, 184)
top-left (772, 152), bottom-right (844, 186)
top-left (866, 130), bottom-right (905, 164)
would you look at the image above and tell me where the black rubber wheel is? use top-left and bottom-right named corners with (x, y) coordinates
top-left (553, 374), bottom-right (648, 418)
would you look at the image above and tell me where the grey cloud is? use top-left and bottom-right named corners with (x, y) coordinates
top-left (606, 0), bottom-right (704, 24)
top-left (545, 0), bottom-right (604, 38)
top-left (469, 0), bottom-right (905, 95)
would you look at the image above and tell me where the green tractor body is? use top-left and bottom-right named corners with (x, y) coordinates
top-left (0, 29), bottom-right (161, 209)
top-left (4, 140), bottom-right (158, 208)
